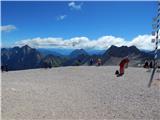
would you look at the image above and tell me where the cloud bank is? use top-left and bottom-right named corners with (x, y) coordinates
top-left (14, 34), bottom-right (157, 50)
top-left (1, 25), bottom-right (16, 32)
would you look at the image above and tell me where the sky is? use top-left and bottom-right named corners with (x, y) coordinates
top-left (1, 1), bottom-right (158, 50)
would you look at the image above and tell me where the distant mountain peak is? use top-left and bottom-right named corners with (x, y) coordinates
top-left (21, 45), bottom-right (32, 49)
top-left (12, 46), bottom-right (20, 49)
top-left (70, 49), bottom-right (88, 58)
top-left (73, 48), bottom-right (86, 52)
top-left (21, 45), bottom-right (34, 54)
top-left (104, 45), bottom-right (141, 58)
top-left (110, 45), bottom-right (117, 48)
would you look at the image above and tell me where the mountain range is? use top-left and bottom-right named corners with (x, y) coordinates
top-left (1, 45), bottom-right (159, 71)
top-left (37, 48), bottom-right (105, 56)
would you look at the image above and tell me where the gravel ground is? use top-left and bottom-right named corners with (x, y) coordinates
top-left (1, 66), bottom-right (160, 120)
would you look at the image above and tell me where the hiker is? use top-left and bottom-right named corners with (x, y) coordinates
top-left (97, 58), bottom-right (102, 66)
top-left (158, 62), bottom-right (160, 68)
top-left (1, 65), bottom-right (4, 72)
top-left (149, 60), bottom-right (153, 68)
top-left (117, 56), bottom-right (129, 77)
top-left (1, 64), bottom-right (8, 72)
top-left (89, 58), bottom-right (94, 66)
top-left (144, 60), bottom-right (149, 68)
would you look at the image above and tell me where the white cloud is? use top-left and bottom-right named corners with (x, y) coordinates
top-left (14, 34), bottom-right (158, 50)
top-left (1, 25), bottom-right (16, 32)
top-left (68, 2), bottom-right (83, 10)
top-left (128, 35), bottom-right (154, 50)
top-left (56, 15), bottom-right (67, 21)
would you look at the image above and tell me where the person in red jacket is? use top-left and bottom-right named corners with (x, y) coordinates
top-left (117, 56), bottom-right (129, 77)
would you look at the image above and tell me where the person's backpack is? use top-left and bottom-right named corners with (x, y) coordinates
top-left (115, 70), bottom-right (119, 75)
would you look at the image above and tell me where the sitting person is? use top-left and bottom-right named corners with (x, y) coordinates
top-left (143, 60), bottom-right (149, 68)
top-left (97, 58), bottom-right (102, 66)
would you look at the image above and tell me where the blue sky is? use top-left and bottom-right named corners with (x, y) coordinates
top-left (1, 1), bottom-right (158, 50)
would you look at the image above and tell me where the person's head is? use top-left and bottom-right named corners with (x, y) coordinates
top-left (123, 56), bottom-right (129, 60)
